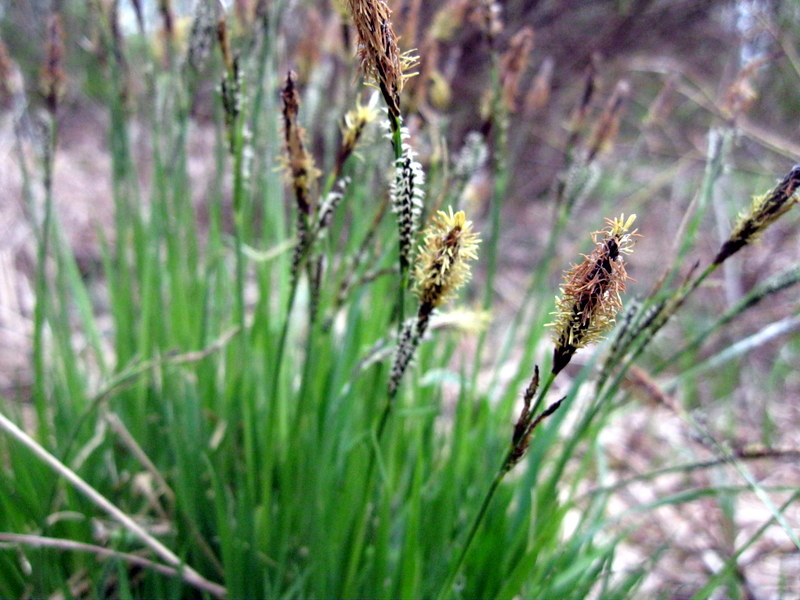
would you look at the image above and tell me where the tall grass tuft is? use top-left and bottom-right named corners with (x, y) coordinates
top-left (1, 2), bottom-right (799, 599)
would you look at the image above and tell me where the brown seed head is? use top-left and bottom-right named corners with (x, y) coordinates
top-left (40, 13), bottom-right (67, 114)
top-left (499, 27), bottom-right (535, 113)
top-left (550, 214), bottom-right (638, 375)
top-left (586, 79), bottom-right (631, 162)
top-left (347, 0), bottom-right (414, 121)
top-left (280, 71), bottom-right (320, 216)
top-left (524, 55), bottom-right (554, 113)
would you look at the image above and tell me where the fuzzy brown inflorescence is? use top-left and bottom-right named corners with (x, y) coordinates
top-left (550, 214), bottom-right (638, 375)
top-left (347, 0), bottom-right (406, 122)
top-left (713, 165), bottom-right (800, 266)
top-left (40, 13), bottom-right (66, 115)
top-left (280, 71), bottom-right (321, 282)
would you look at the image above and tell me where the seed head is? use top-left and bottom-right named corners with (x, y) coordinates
top-left (585, 79), bottom-right (631, 162)
top-left (40, 13), bottom-right (66, 115)
top-left (338, 93), bottom-right (380, 170)
top-left (347, 0), bottom-right (416, 121)
top-left (550, 214), bottom-right (638, 375)
top-left (391, 133), bottom-right (426, 271)
top-left (413, 208), bottom-right (480, 309)
top-left (281, 71), bottom-right (321, 216)
top-left (499, 27), bottom-right (534, 113)
top-left (714, 165), bottom-right (800, 265)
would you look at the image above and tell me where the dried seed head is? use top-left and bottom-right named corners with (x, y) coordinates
top-left (586, 79), bottom-right (631, 162)
top-left (347, 0), bottom-right (416, 121)
top-left (714, 165), bottom-right (800, 265)
top-left (524, 55), bottom-right (554, 113)
top-left (281, 71), bottom-right (321, 217)
top-left (550, 214), bottom-right (638, 375)
top-left (499, 27), bottom-right (534, 113)
top-left (413, 208), bottom-right (480, 309)
top-left (40, 13), bottom-right (67, 114)
top-left (721, 54), bottom-right (770, 121)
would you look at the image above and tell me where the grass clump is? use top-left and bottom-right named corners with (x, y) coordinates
top-left (1, 1), bottom-right (800, 598)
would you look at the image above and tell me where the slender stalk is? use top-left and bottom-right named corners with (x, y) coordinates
top-left (0, 411), bottom-right (226, 598)
top-left (390, 113), bottom-right (407, 330)
top-left (0, 533), bottom-right (223, 597)
top-left (32, 119), bottom-right (57, 442)
top-left (437, 370), bottom-right (555, 599)
top-left (436, 459), bottom-right (507, 600)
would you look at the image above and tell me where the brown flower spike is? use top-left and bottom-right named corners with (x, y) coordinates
top-left (551, 214), bottom-right (638, 375)
top-left (347, 0), bottom-right (406, 122)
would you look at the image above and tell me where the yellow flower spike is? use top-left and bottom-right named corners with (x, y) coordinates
top-left (413, 208), bottom-right (481, 309)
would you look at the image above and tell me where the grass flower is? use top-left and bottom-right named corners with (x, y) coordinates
top-left (713, 165), bottom-right (800, 265)
top-left (40, 13), bottom-right (66, 115)
top-left (550, 214), bottom-right (638, 375)
top-left (281, 71), bottom-right (321, 281)
top-left (413, 208), bottom-right (480, 311)
top-left (390, 130), bottom-right (426, 271)
top-left (336, 93), bottom-right (381, 173)
top-left (347, 0), bottom-right (416, 123)
top-left (388, 208), bottom-right (480, 396)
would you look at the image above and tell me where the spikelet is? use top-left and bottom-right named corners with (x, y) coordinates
top-left (390, 127), bottom-right (426, 270)
top-left (347, 0), bottom-right (416, 122)
top-left (281, 71), bottom-right (320, 217)
top-left (413, 208), bottom-right (480, 310)
top-left (524, 56), bottom-right (554, 113)
top-left (40, 13), bottom-right (66, 115)
top-left (585, 79), bottom-right (631, 162)
top-left (499, 27), bottom-right (534, 113)
top-left (388, 208), bottom-right (480, 396)
top-left (714, 165), bottom-right (800, 265)
top-left (337, 93), bottom-right (380, 172)
top-left (550, 214), bottom-right (638, 375)
top-left (280, 72), bottom-right (321, 282)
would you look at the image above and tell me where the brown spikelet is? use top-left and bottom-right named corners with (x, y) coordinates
top-left (40, 13), bottom-right (67, 115)
top-left (721, 54), bottom-right (773, 122)
top-left (216, 13), bottom-right (235, 76)
top-left (505, 365), bottom-right (564, 472)
top-left (281, 72), bottom-right (321, 282)
top-left (714, 165), bottom-right (800, 265)
top-left (586, 79), bottom-right (630, 162)
top-left (281, 71), bottom-right (320, 217)
top-left (524, 56), bottom-right (554, 113)
top-left (499, 27), bottom-right (534, 113)
top-left (550, 215), bottom-right (638, 375)
top-left (347, 0), bottom-right (405, 121)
